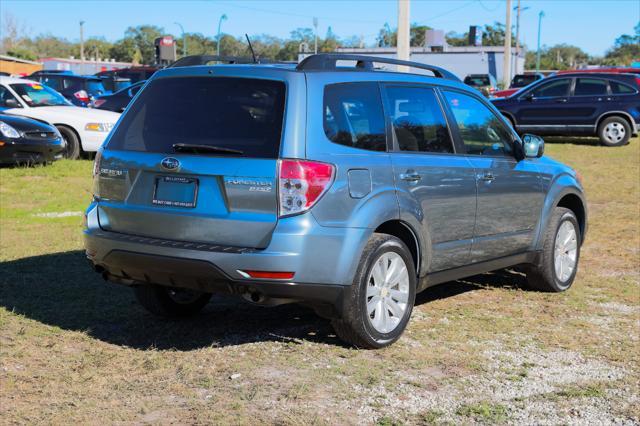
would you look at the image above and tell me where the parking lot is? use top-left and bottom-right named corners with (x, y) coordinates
top-left (1, 136), bottom-right (638, 424)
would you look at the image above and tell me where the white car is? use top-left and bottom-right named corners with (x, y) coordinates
top-left (0, 76), bottom-right (120, 159)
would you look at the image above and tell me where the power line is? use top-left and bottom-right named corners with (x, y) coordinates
top-left (477, 0), bottom-right (502, 12)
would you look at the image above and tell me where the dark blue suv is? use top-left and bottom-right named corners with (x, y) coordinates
top-left (492, 73), bottom-right (639, 146)
top-left (31, 73), bottom-right (109, 107)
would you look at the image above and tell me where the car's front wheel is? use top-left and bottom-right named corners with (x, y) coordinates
top-left (597, 116), bottom-right (631, 147)
top-left (525, 207), bottom-right (581, 292)
top-left (134, 285), bottom-right (212, 317)
top-left (56, 125), bottom-right (81, 159)
top-left (332, 233), bottom-right (416, 348)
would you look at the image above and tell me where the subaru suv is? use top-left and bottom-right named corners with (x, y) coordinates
top-left (84, 54), bottom-right (587, 348)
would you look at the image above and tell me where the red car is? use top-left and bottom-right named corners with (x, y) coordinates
top-left (556, 67), bottom-right (639, 75)
top-left (491, 73), bottom-right (545, 98)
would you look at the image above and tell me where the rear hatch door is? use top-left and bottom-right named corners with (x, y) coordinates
top-left (95, 74), bottom-right (288, 249)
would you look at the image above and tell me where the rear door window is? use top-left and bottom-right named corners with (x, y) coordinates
top-left (107, 77), bottom-right (286, 158)
top-left (574, 78), bottom-right (608, 96)
top-left (323, 82), bottom-right (387, 151)
top-left (42, 76), bottom-right (62, 91)
top-left (385, 86), bottom-right (454, 153)
top-left (610, 81), bottom-right (636, 94)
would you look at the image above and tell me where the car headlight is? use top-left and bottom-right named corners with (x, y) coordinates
top-left (0, 121), bottom-right (21, 139)
top-left (85, 123), bottom-right (114, 132)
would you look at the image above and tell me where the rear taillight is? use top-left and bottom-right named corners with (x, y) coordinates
top-left (635, 77), bottom-right (640, 90)
top-left (93, 99), bottom-right (106, 108)
top-left (74, 90), bottom-right (90, 103)
top-left (92, 150), bottom-right (102, 177)
top-left (278, 159), bottom-right (335, 217)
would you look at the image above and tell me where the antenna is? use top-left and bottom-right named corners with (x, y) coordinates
top-left (245, 34), bottom-right (257, 63)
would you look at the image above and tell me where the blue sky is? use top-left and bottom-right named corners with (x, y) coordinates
top-left (2, 0), bottom-right (638, 56)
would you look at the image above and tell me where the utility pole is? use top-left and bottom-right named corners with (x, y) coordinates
top-left (513, 2), bottom-right (530, 78)
top-left (175, 22), bottom-right (186, 57)
top-left (313, 17), bottom-right (318, 54)
top-left (79, 21), bottom-right (85, 72)
top-left (502, 0), bottom-right (512, 88)
top-left (397, 0), bottom-right (410, 71)
top-left (536, 11), bottom-right (545, 73)
top-left (216, 14), bottom-right (227, 57)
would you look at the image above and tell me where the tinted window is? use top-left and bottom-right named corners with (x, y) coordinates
top-left (63, 78), bottom-right (82, 90)
top-left (323, 83), bottom-right (386, 151)
top-left (86, 80), bottom-right (106, 95)
top-left (574, 78), bottom-right (608, 96)
top-left (443, 91), bottom-right (513, 156)
top-left (0, 86), bottom-right (21, 108)
top-left (511, 74), bottom-right (538, 87)
top-left (42, 76), bottom-right (62, 91)
top-left (385, 86), bottom-right (453, 153)
top-left (611, 81), bottom-right (636, 94)
top-left (464, 75), bottom-right (490, 86)
top-left (107, 77), bottom-right (286, 158)
top-left (531, 79), bottom-right (571, 97)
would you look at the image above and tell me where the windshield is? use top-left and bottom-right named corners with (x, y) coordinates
top-left (10, 83), bottom-right (71, 107)
top-left (86, 80), bottom-right (107, 95)
top-left (107, 77), bottom-right (286, 158)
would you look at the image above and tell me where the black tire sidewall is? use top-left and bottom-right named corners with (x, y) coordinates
top-left (354, 236), bottom-right (417, 347)
top-left (549, 211), bottom-right (581, 291)
top-left (56, 125), bottom-right (81, 159)
top-left (598, 117), bottom-right (631, 147)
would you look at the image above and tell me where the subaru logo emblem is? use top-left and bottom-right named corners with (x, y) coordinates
top-left (161, 157), bottom-right (180, 171)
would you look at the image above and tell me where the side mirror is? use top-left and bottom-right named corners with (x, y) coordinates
top-left (4, 98), bottom-right (21, 108)
top-left (522, 134), bottom-right (545, 158)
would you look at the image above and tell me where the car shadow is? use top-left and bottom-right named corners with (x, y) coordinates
top-left (1, 250), bottom-right (528, 351)
top-left (542, 136), bottom-right (602, 146)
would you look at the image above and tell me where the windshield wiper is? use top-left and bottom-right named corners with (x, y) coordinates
top-left (172, 143), bottom-right (244, 155)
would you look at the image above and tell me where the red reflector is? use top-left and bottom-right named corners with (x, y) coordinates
top-left (242, 270), bottom-right (295, 280)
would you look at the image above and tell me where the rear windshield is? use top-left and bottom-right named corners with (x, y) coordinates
top-left (107, 77), bottom-right (286, 158)
top-left (86, 79), bottom-right (107, 94)
top-left (511, 75), bottom-right (538, 87)
top-left (464, 75), bottom-right (490, 86)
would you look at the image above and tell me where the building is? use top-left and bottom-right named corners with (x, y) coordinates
top-left (39, 57), bottom-right (133, 75)
top-left (300, 45), bottom-right (525, 83)
top-left (0, 55), bottom-right (43, 76)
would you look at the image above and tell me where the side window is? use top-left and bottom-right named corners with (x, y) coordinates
top-left (443, 90), bottom-right (514, 156)
top-left (42, 76), bottom-right (62, 91)
top-left (610, 81), bottom-right (636, 94)
top-left (385, 86), bottom-right (454, 153)
top-left (323, 82), bottom-right (386, 151)
top-left (574, 78), bottom-right (608, 96)
top-left (531, 79), bottom-right (571, 98)
top-left (63, 78), bottom-right (82, 91)
top-left (0, 86), bottom-right (21, 108)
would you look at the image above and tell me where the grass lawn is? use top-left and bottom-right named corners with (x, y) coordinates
top-left (1, 137), bottom-right (639, 424)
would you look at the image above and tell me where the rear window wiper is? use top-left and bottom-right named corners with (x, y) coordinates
top-left (172, 143), bottom-right (244, 155)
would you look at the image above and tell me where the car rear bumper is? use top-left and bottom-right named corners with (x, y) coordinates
top-left (83, 203), bottom-right (371, 314)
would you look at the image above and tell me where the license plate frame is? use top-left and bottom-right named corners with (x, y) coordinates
top-left (152, 176), bottom-right (198, 208)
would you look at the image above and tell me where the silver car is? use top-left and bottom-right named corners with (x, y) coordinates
top-left (84, 54), bottom-right (587, 348)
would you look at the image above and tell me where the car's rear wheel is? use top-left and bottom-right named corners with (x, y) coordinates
top-left (134, 284), bottom-right (212, 317)
top-left (597, 116), bottom-right (631, 147)
top-left (56, 125), bottom-right (81, 159)
top-left (332, 233), bottom-right (416, 348)
top-left (525, 207), bottom-right (581, 292)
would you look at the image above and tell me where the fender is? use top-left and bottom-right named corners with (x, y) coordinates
top-left (395, 187), bottom-right (433, 278)
top-left (533, 173), bottom-right (587, 251)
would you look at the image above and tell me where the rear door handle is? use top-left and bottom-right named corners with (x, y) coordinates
top-left (478, 172), bottom-right (495, 182)
top-left (555, 98), bottom-right (568, 103)
top-left (400, 171), bottom-right (421, 182)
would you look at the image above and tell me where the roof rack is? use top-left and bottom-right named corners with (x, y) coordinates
top-left (168, 55), bottom-right (274, 68)
top-left (296, 54), bottom-right (460, 82)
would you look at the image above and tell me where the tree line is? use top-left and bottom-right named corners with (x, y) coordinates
top-left (2, 13), bottom-right (638, 70)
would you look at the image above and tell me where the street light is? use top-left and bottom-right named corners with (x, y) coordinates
top-left (79, 20), bottom-right (85, 72)
top-left (174, 22), bottom-right (187, 57)
top-left (216, 14), bottom-right (228, 57)
top-left (536, 10), bottom-right (545, 73)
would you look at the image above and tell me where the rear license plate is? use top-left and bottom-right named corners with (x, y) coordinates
top-left (152, 176), bottom-right (198, 208)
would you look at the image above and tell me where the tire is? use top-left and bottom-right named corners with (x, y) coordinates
top-left (134, 285), bottom-right (212, 317)
top-left (332, 233), bottom-right (416, 349)
top-left (525, 207), bottom-right (581, 292)
top-left (56, 125), bottom-right (81, 160)
top-left (597, 116), bottom-right (631, 147)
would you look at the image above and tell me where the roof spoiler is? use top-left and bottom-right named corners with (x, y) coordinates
top-left (296, 54), bottom-right (461, 82)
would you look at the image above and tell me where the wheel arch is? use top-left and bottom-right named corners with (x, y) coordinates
top-left (374, 220), bottom-right (421, 276)
top-left (595, 111), bottom-right (636, 133)
top-left (556, 193), bottom-right (586, 241)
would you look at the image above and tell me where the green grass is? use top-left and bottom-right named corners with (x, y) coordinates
top-left (1, 136), bottom-right (639, 424)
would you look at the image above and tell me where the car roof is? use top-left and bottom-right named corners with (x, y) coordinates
top-left (0, 76), bottom-right (41, 85)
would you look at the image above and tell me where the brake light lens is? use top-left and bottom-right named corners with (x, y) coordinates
top-left (278, 159), bottom-right (335, 217)
top-left (74, 90), bottom-right (90, 103)
top-left (93, 99), bottom-right (106, 108)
